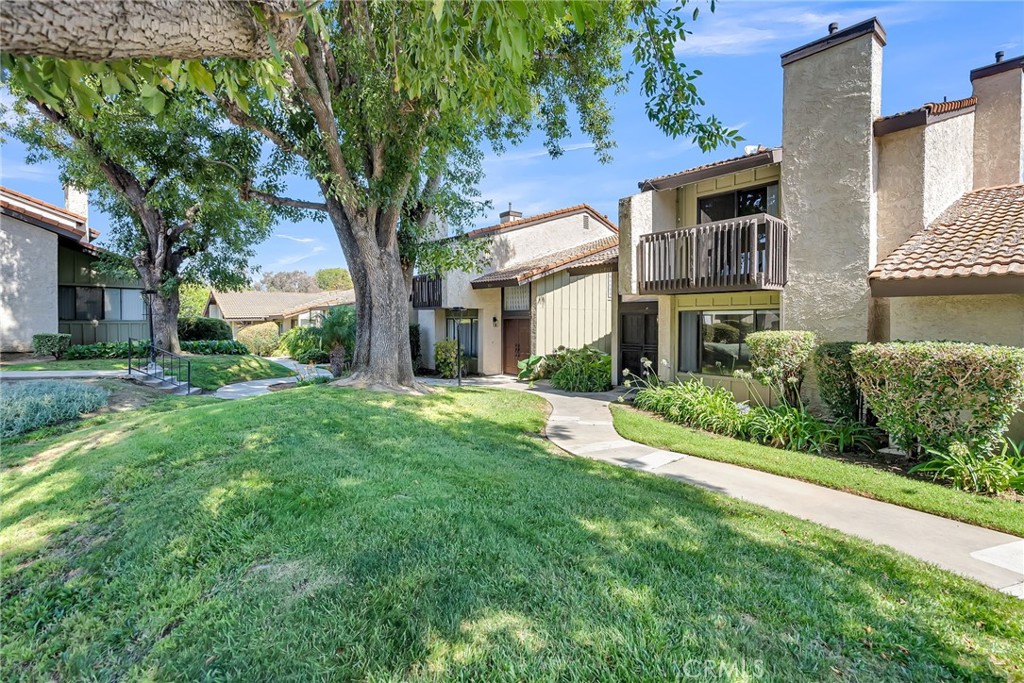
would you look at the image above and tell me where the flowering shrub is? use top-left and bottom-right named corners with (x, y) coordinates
top-left (851, 342), bottom-right (1024, 455)
top-left (633, 379), bottom-right (749, 438)
top-left (31, 333), bottom-right (71, 360)
top-left (1, 380), bottom-right (108, 438)
top-left (236, 322), bottom-right (280, 356)
top-left (745, 330), bottom-right (816, 406)
top-left (814, 342), bottom-right (861, 420)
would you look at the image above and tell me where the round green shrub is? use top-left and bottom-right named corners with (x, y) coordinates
top-left (236, 322), bottom-right (281, 356)
top-left (746, 330), bottom-right (816, 406)
top-left (31, 333), bottom-right (71, 360)
top-left (178, 316), bottom-right (232, 341)
top-left (434, 339), bottom-right (462, 379)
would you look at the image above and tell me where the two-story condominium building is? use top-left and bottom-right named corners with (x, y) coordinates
top-left (618, 18), bottom-right (1024, 410)
top-left (413, 205), bottom-right (618, 375)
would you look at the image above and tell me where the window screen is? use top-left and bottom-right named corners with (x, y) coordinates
top-left (75, 287), bottom-right (103, 321)
top-left (503, 284), bottom-right (530, 311)
top-left (103, 288), bottom-right (122, 320)
top-left (58, 286), bottom-right (76, 320)
top-left (121, 290), bottom-right (146, 321)
top-left (446, 317), bottom-right (479, 358)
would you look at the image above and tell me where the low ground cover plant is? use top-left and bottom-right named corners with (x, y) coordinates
top-left (633, 379), bottom-right (748, 438)
top-left (1, 380), bottom-right (108, 438)
top-left (236, 322), bottom-right (280, 356)
top-left (31, 333), bottom-right (71, 360)
top-left (549, 347), bottom-right (612, 393)
top-left (911, 439), bottom-right (1024, 495)
top-left (177, 316), bottom-right (232, 341)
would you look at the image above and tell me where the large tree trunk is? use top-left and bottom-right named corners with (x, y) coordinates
top-left (327, 206), bottom-right (416, 390)
top-left (0, 1), bottom-right (302, 60)
top-left (152, 291), bottom-right (182, 354)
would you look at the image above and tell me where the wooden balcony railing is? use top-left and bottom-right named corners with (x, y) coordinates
top-left (637, 213), bottom-right (788, 295)
top-left (411, 274), bottom-right (442, 309)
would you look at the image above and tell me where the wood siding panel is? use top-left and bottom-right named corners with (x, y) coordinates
top-left (535, 270), bottom-right (613, 354)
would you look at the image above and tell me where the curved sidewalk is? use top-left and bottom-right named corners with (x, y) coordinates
top-left (213, 358), bottom-right (331, 399)
top-left (427, 377), bottom-right (1024, 596)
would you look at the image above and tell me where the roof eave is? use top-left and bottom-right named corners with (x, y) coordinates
top-left (869, 273), bottom-right (1024, 297)
top-left (639, 148), bottom-right (783, 192)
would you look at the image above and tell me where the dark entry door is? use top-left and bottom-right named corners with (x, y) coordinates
top-left (619, 303), bottom-right (658, 382)
top-left (503, 318), bottom-right (531, 375)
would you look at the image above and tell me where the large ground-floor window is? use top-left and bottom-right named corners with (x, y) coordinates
top-left (678, 309), bottom-right (780, 376)
top-left (59, 286), bottom-right (146, 322)
top-left (446, 310), bottom-right (479, 359)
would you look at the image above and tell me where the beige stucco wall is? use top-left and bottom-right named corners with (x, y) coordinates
top-left (781, 32), bottom-right (883, 345)
top-left (617, 190), bottom-right (674, 296)
top-left (973, 68), bottom-right (1024, 189)
top-left (534, 270), bottom-right (614, 355)
top-left (877, 127), bottom-right (926, 260)
top-left (889, 294), bottom-right (1024, 346)
top-left (415, 308), bottom-right (443, 370)
top-left (922, 112), bottom-right (975, 223)
top-left (0, 214), bottom-right (59, 352)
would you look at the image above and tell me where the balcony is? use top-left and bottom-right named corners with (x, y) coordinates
top-left (411, 274), bottom-right (442, 309)
top-left (637, 214), bottom-right (788, 295)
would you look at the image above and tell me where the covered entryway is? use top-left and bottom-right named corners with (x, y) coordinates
top-left (619, 301), bottom-right (658, 383)
top-left (503, 318), bottom-right (531, 375)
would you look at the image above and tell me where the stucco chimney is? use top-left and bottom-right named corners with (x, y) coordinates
top-left (64, 184), bottom-right (89, 227)
top-left (498, 203), bottom-right (522, 223)
top-left (779, 18), bottom-right (886, 344)
top-left (970, 54), bottom-right (1024, 188)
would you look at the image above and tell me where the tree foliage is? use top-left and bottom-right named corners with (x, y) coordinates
top-left (260, 270), bottom-right (321, 293)
top-left (315, 267), bottom-right (353, 291)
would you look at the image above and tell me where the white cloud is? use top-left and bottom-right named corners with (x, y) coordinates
top-left (270, 245), bottom-right (326, 267)
top-left (1, 161), bottom-right (56, 182)
top-left (486, 141), bottom-right (596, 164)
top-left (274, 233), bottom-right (318, 244)
top-left (675, 2), bottom-right (919, 56)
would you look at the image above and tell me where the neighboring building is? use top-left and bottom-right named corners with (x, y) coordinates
top-left (413, 205), bottom-right (618, 375)
top-left (617, 19), bottom-right (1024, 416)
top-left (1, 185), bottom-right (146, 351)
top-left (205, 288), bottom-right (356, 336)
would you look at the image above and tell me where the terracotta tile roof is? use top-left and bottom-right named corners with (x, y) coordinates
top-left (639, 147), bottom-right (783, 192)
top-left (870, 184), bottom-right (1024, 283)
top-left (874, 97), bottom-right (976, 136)
top-left (209, 289), bottom-right (355, 321)
top-left (471, 236), bottom-right (618, 289)
top-left (923, 96), bottom-right (977, 115)
top-left (466, 204), bottom-right (617, 238)
top-left (0, 185), bottom-right (99, 240)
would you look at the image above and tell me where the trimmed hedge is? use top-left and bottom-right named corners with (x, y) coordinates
top-left (746, 330), bottom-right (816, 406)
top-left (1, 380), bottom-right (108, 438)
top-left (178, 316), bottom-right (232, 341)
top-left (814, 342), bottom-right (860, 420)
top-left (236, 322), bottom-right (280, 356)
top-left (63, 339), bottom-right (248, 360)
top-left (434, 339), bottom-right (462, 379)
top-left (32, 333), bottom-right (71, 360)
top-left (851, 341), bottom-right (1024, 455)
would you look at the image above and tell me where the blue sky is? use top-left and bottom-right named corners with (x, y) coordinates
top-left (2, 1), bottom-right (1021, 276)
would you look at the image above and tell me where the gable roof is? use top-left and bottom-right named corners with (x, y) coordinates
top-left (466, 204), bottom-right (617, 239)
top-left (0, 185), bottom-right (99, 241)
top-left (869, 184), bottom-right (1024, 297)
top-left (638, 147), bottom-right (783, 192)
top-left (471, 236), bottom-right (618, 289)
top-left (208, 289), bottom-right (355, 321)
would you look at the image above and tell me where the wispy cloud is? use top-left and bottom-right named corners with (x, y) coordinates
top-left (270, 245), bottom-right (326, 267)
top-left (675, 2), bottom-right (919, 56)
top-left (274, 233), bottom-right (318, 244)
top-left (1, 161), bottom-right (56, 182)
top-left (486, 141), bottom-right (596, 164)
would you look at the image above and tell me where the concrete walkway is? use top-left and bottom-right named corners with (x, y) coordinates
top-left (213, 358), bottom-right (331, 399)
top-left (425, 377), bottom-right (1024, 596)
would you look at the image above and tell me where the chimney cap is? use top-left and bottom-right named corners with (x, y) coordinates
top-left (828, 22), bottom-right (839, 34)
top-left (970, 53), bottom-right (1024, 81)
top-left (498, 203), bottom-right (523, 223)
top-left (996, 51), bottom-right (1005, 63)
top-left (780, 17), bottom-right (886, 67)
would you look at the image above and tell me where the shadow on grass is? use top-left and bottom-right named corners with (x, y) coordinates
top-left (1, 386), bottom-right (1021, 681)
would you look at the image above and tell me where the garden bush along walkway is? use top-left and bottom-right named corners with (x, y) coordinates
top-left (423, 376), bottom-right (1024, 597)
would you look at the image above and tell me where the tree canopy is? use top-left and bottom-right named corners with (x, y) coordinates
top-left (260, 270), bottom-right (321, 293)
top-left (315, 268), bottom-right (354, 291)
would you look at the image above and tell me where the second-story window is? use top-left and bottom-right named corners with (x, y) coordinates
top-left (698, 183), bottom-right (779, 223)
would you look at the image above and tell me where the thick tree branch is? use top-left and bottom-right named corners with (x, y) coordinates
top-left (240, 181), bottom-right (328, 212)
top-left (217, 97), bottom-right (306, 159)
top-left (1, 0), bottom-right (304, 60)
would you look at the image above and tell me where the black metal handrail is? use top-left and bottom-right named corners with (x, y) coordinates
top-left (128, 338), bottom-right (192, 395)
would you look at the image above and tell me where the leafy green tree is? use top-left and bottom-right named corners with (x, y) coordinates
top-left (260, 270), bottom-right (320, 292)
top-left (215, 0), bottom-right (737, 389)
top-left (179, 283), bottom-right (212, 318)
top-left (2, 84), bottom-right (279, 352)
top-left (315, 268), bottom-right (353, 291)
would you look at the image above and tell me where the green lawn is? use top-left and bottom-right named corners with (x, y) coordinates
top-left (612, 405), bottom-right (1024, 538)
top-left (3, 355), bottom-right (292, 391)
top-left (2, 389), bottom-right (1021, 681)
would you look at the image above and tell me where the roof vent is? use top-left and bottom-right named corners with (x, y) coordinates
top-left (498, 202), bottom-right (522, 224)
top-left (995, 51), bottom-right (1005, 63)
top-left (743, 144), bottom-right (762, 156)
top-left (828, 22), bottom-right (839, 35)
